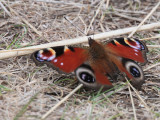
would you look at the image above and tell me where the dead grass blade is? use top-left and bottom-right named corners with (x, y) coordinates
top-left (1, 0), bottom-right (42, 37)
top-left (140, 34), bottom-right (160, 41)
top-left (128, 85), bottom-right (137, 120)
top-left (86, 0), bottom-right (105, 34)
top-left (0, 1), bottom-right (11, 17)
top-left (14, 92), bottom-right (40, 120)
top-left (41, 84), bottom-right (83, 120)
top-left (103, 93), bottom-right (123, 116)
top-left (125, 78), bottom-right (153, 116)
top-left (146, 45), bottom-right (160, 48)
top-left (113, 12), bottom-right (142, 22)
top-left (144, 62), bottom-right (160, 71)
top-left (0, 72), bottom-right (25, 81)
top-left (128, 1), bottom-right (160, 38)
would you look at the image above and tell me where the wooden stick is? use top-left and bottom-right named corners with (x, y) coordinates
top-left (41, 84), bottom-right (83, 120)
top-left (0, 22), bottom-right (160, 60)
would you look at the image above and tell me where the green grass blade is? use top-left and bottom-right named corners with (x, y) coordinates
top-left (14, 92), bottom-right (39, 120)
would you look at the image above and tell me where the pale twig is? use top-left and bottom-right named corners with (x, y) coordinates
top-left (2, 0), bottom-right (42, 37)
top-left (41, 84), bottom-right (83, 120)
top-left (105, 0), bottom-right (110, 8)
top-left (78, 16), bottom-right (87, 33)
top-left (128, 1), bottom-right (160, 38)
top-left (128, 85), bottom-right (137, 120)
top-left (99, 0), bottom-right (110, 32)
top-left (86, 0), bottom-right (105, 34)
top-left (114, 8), bottom-right (146, 14)
top-left (0, 22), bottom-right (160, 60)
top-left (113, 12), bottom-right (142, 22)
top-left (36, 0), bottom-right (84, 7)
top-left (125, 78), bottom-right (151, 113)
top-left (124, 78), bottom-right (154, 118)
top-left (146, 45), bottom-right (160, 48)
top-left (103, 93), bottom-right (124, 116)
top-left (144, 62), bottom-right (160, 71)
top-left (0, 1), bottom-right (11, 17)
top-left (0, 72), bottom-right (25, 81)
top-left (140, 34), bottom-right (160, 41)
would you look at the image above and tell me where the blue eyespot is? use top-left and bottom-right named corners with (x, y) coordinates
top-left (130, 66), bottom-right (140, 77)
top-left (80, 72), bottom-right (95, 83)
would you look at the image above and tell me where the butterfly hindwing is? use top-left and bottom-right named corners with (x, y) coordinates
top-left (75, 63), bottom-right (113, 89)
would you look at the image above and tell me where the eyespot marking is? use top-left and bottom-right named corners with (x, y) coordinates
top-left (35, 48), bottom-right (56, 62)
top-left (130, 66), bottom-right (140, 77)
top-left (123, 59), bottom-right (144, 82)
top-left (125, 38), bottom-right (140, 49)
top-left (75, 64), bottom-right (99, 88)
top-left (79, 72), bottom-right (95, 83)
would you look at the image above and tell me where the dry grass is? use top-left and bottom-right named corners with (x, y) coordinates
top-left (0, 0), bottom-right (160, 120)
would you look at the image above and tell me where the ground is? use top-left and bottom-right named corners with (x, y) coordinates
top-left (0, 0), bottom-right (160, 120)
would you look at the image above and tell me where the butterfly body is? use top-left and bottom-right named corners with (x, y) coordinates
top-left (88, 38), bottom-right (119, 83)
top-left (31, 37), bottom-right (148, 90)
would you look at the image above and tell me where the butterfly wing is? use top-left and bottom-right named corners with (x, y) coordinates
top-left (32, 46), bottom-right (113, 89)
top-left (31, 37), bottom-right (148, 90)
top-left (75, 63), bottom-right (113, 90)
top-left (31, 46), bottom-right (88, 73)
top-left (106, 38), bottom-right (147, 88)
top-left (106, 38), bottom-right (148, 64)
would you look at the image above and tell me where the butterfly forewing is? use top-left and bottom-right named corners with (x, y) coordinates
top-left (31, 46), bottom-right (88, 73)
top-left (106, 38), bottom-right (148, 63)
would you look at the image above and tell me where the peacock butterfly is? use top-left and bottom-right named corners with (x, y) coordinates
top-left (31, 37), bottom-right (148, 90)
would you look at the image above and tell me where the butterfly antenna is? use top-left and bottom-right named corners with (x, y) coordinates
top-left (64, 16), bottom-right (87, 36)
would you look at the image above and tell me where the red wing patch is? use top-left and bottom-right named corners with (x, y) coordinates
top-left (50, 48), bottom-right (87, 73)
top-left (94, 70), bottom-right (112, 85)
top-left (32, 46), bottom-right (88, 73)
top-left (106, 38), bottom-right (147, 63)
